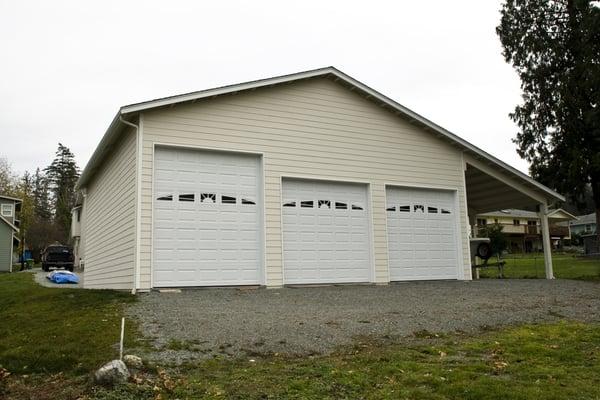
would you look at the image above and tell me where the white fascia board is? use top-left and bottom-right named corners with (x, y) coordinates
top-left (76, 113), bottom-right (122, 190)
top-left (0, 215), bottom-right (19, 232)
top-left (119, 67), bottom-right (336, 114)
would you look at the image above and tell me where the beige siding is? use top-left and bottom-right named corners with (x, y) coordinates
top-left (138, 77), bottom-right (471, 288)
top-left (82, 128), bottom-right (137, 289)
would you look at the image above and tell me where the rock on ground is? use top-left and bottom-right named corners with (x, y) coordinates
top-left (94, 360), bottom-right (129, 386)
top-left (123, 354), bottom-right (143, 369)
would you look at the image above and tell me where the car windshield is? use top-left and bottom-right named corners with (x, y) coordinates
top-left (47, 246), bottom-right (71, 253)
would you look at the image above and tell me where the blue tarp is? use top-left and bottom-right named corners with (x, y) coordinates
top-left (47, 271), bottom-right (80, 284)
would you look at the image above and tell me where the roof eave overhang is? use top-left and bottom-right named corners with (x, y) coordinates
top-left (77, 66), bottom-right (564, 203)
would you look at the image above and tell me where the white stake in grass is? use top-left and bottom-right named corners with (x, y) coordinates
top-left (119, 317), bottom-right (125, 360)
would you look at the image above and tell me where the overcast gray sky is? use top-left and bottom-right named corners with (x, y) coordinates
top-left (0, 1), bottom-right (527, 175)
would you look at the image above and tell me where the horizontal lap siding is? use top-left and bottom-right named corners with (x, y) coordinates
top-left (0, 224), bottom-right (12, 272)
top-left (83, 128), bottom-right (137, 289)
top-left (139, 77), bottom-right (469, 288)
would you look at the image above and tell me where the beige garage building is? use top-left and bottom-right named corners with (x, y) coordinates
top-left (75, 67), bottom-right (563, 290)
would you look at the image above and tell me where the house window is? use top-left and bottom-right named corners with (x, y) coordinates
top-left (179, 194), bottom-right (195, 202)
top-left (494, 218), bottom-right (498, 224)
top-left (241, 198), bottom-right (256, 205)
top-left (585, 224), bottom-right (592, 232)
top-left (351, 203), bottom-right (364, 210)
top-left (428, 206), bottom-right (438, 214)
top-left (156, 195), bottom-right (173, 201)
top-left (399, 205), bottom-right (410, 212)
top-left (513, 219), bottom-right (520, 226)
top-left (386, 206), bottom-right (396, 212)
top-left (414, 205), bottom-right (424, 213)
top-left (441, 208), bottom-right (451, 214)
top-left (527, 220), bottom-right (536, 226)
top-left (77, 209), bottom-right (81, 222)
top-left (283, 201), bottom-right (296, 207)
top-left (1, 204), bottom-right (13, 218)
top-left (476, 218), bottom-right (487, 226)
top-left (301, 200), bottom-right (314, 208)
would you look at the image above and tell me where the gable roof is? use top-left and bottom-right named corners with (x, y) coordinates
top-left (0, 214), bottom-right (19, 232)
top-left (0, 194), bottom-right (22, 203)
top-left (570, 213), bottom-right (597, 226)
top-left (76, 66), bottom-right (564, 203)
top-left (479, 208), bottom-right (577, 221)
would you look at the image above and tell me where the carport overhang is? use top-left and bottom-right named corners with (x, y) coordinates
top-left (463, 153), bottom-right (564, 279)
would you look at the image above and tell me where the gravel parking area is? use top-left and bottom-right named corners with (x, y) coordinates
top-left (127, 280), bottom-right (600, 363)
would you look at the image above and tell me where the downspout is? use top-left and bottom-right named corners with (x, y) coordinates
top-left (119, 115), bottom-right (141, 294)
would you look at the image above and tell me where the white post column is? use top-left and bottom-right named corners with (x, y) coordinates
top-left (538, 203), bottom-right (554, 279)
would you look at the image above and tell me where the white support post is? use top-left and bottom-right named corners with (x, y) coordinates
top-left (538, 203), bottom-right (554, 279)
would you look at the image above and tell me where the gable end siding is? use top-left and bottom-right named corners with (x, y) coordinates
top-left (0, 223), bottom-right (12, 272)
top-left (82, 128), bottom-right (137, 289)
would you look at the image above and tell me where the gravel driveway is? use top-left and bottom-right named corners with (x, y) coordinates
top-left (127, 280), bottom-right (600, 363)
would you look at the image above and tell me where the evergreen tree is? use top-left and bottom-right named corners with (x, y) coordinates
top-left (44, 144), bottom-right (80, 243)
top-left (32, 168), bottom-right (52, 221)
top-left (497, 0), bottom-right (600, 243)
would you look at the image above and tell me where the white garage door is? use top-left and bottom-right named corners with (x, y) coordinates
top-left (153, 147), bottom-right (262, 287)
top-left (386, 186), bottom-right (459, 281)
top-left (282, 179), bottom-right (371, 284)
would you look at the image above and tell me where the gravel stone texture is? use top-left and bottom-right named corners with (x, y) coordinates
top-left (126, 280), bottom-right (600, 364)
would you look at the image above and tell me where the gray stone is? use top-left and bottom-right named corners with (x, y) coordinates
top-left (123, 354), bottom-right (143, 369)
top-left (94, 360), bottom-right (129, 386)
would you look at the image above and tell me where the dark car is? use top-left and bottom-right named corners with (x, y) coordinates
top-left (41, 244), bottom-right (74, 272)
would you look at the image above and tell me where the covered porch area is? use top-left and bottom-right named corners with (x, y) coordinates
top-left (463, 153), bottom-right (565, 279)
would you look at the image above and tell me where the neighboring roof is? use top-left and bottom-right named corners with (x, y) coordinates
top-left (570, 213), bottom-right (597, 226)
top-left (0, 194), bottom-right (22, 203)
top-left (0, 214), bottom-right (19, 232)
top-left (479, 208), bottom-right (577, 221)
top-left (76, 67), bottom-right (564, 203)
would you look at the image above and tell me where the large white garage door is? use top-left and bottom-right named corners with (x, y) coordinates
top-left (153, 147), bottom-right (262, 287)
top-left (386, 186), bottom-right (459, 281)
top-left (282, 179), bottom-right (371, 284)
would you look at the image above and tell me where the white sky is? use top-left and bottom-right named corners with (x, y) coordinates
top-left (0, 0), bottom-right (528, 175)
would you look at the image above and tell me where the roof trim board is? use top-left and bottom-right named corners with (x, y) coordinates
top-left (76, 67), bottom-right (564, 203)
top-left (0, 214), bottom-right (19, 232)
top-left (0, 195), bottom-right (22, 203)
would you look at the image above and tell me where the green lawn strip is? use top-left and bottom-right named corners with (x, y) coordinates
top-left (0, 273), bottom-right (139, 374)
top-left (479, 254), bottom-right (600, 280)
top-left (87, 321), bottom-right (600, 400)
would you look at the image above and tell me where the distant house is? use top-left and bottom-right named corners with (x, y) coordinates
top-left (569, 213), bottom-right (599, 255)
top-left (475, 208), bottom-right (576, 253)
top-left (569, 213), bottom-right (597, 236)
top-left (0, 195), bottom-right (22, 272)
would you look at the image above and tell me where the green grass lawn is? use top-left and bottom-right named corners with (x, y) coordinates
top-left (2, 270), bottom-right (600, 399)
top-left (479, 253), bottom-right (600, 280)
top-left (0, 273), bottom-right (138, 374)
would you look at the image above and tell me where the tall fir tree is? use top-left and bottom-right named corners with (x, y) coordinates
top-left (497, 0), bottom-right (600, 243)
top-left (32, 168), bottom-right (52, 221)
top-left (45, 144), bottom-right (80, 243)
